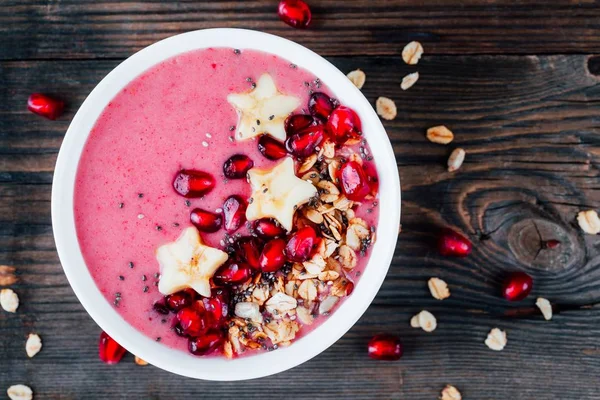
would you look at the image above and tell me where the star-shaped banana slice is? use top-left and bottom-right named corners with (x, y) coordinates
top-left (246, 157), bottom-right (317, 231)
top-left (227, 73), bottom-right (300, 142)
top-left (157, 227), bottom-right (228, 297)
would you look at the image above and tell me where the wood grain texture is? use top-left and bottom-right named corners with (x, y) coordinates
top-left (2, 0), bottom-right (600, 60)
top-left (1, 52), bottom-right (600, 399)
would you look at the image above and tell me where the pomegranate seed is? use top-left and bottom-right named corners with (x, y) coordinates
top-left (190, 208), bottom-right (222, 233)
top-left (326, 106), bottom-right (362, 144)
top-left (437, 228), bottom-right (472, 257)
top-left (99, 331), bottom-right (127, 364)
top-left (542, 239), bottom-right (561, 249)
top-left (277, 0), bottom-right (312, 29)
top-left (344, 280), bottom-right (355, 296)
top-left (308, 92), bottom-right (335, 120)
top-left (214, 261), bottom-right (254, 285)
top-left (285, 125), bottom-right (325, 158)
top-left (173, 170), bottom-right (215, 198)
top-left (258, 135), bottom-right (287, 160)
top-left (502, 271), bottom-right (533, 301)
top-left (285, 226), bottom-right (318, 262)
top-left (259, 238), bottom-right (287, 272)
top-left (27, 93), bottom-right (64, 120)
top-left (254, 218), bottom-right (286, 239)
top-left (177, 307), bottom-right (210, 337)
top-left (173, 323), bottom-right (188, 337)
top-left (188, 330), bottom-right (224, 356)
top-left (165, 290), bottom-right (193, 312)
top-left (236, 236), bottom-right (263, 270)
top-left (362, 161), bottom-right (380, 195)
top-left (223, 154), bottom-right (254, 179)
top-left (339, 161), bottom-right (371, 201)
top-left (368, 334), bottom-right (403, 361)
top-left (285, 114), bottom-right (318, 136)
top-left (202, 288), bottom-right (230, 326)
top-left (222, 195), bottom-right (247, 232)
top-left (152, 302), bottom-right (170, 315)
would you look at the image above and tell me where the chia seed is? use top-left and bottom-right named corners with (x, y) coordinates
top-left (251, 82), bottom-right (256, 89)
top-left (269, 115), bottom-right (275, 120)
top-left (290, 63), bottom-right (297, 69)
top-left (173, 222), bottom-right (180, 227)
top-left (138, 193), bottom-right (144, 198)
top-left (128, 261), bottom-right (134, 268)
top-left (249, 197), bottom-right (254, 204)
top-left (156, 225), bottom-right (162, 231)
top-left (233, 49), bottom-right (241, 55)
top-left (246, 77), bottom-right (253, 82)
top-left (161, 319), bottom-right (167, 323)
top-left (263, 187), bottom-right (268, 193)
top-left (304, 81), bottom-right (310, 87)
top-left (142, 275), bottom-right (147, 281)
top-left (118, 202), bottom-right (124, 209)
top-left (184, 200), bottom-right (191, 207)
top-left (256, 119), bottom-right (261, 126)
top-left (155, 337), bottom-right (161, 342)
top-left (154, 272), bottom-right (160, 279)
top-left (229, 125), bottom-right (235, 131)
top-left (143, 286), bottom-right (149, 292)
top-left (118, 275), bottom-right (124, 281)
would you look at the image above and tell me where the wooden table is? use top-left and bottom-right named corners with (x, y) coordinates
top-left (2, 1), bottom-right (600, 398)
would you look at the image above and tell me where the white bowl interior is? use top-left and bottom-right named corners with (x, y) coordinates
top-left (51, 28), bottom-right (401, 381)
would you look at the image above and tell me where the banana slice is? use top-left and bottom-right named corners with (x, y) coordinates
top-left (227, 73), bottom-right (300, 142)
top-left (156, 227), bottom-right (228, 297)
top-left (246, 157), bottom-right (317, 231)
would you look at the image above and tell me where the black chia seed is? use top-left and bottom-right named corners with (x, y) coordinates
top-left (233, 49), bottom-right (241, 55)
top-left (138, 193), bottom-right (144, 198)
top-left (251, 82), bottom-right (256, 89)
top-left (118, 202), bottom-right (124, 209)
top-left (155, 225), bottom-right (162, 231)
top-left (290, 63), bottom-right (297, 69)
top-left (155, 337), bottom-right (161, 342)
top-left (143, 286), bottom-right (149, 293)
top-left (269, 115), bottom-right (275, 120)
top-left (256, 119), bottom-right (260, 126)
top-left (173, 222), bottom-right (180, 227)
top-left (118, 275), bottom-right (124, 281)
top-left (128, 261), bottom-right (134, 268)
top-left (154, 272), bottom-right (160, 278)
top-left (246, 77), bottom-right (253, 82)
top-left (142, 275), bottom-right (147, 281)
top-left (229, 125), bottom-right (235, 131)
top-left (184, 200), bottom-right (191, 207)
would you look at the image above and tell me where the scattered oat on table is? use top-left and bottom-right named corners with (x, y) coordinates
top-left (7, 384), bottom-right (33, 400)
top-left (427, 125), bottom-right (454, 145)
top-left (577, 210), bottom-right (600, 234)
top-left (410, 310), bottom-right (437, 332)
top-left (428, 277), bottom-right (450, 300)
top-left (447, 148), bottom-right (466, 172)
top-left (440, 384), bottom-right (462, 400)
top-left (485, 328), bottom-right (507, 351)
top-left (134, 356), bottom-right (149, 366)
top-left (25, 334), bottom-right (42, 358)
top-left (402, 41), bottom-right (424, 65)
top-left (0, 265), bottom-right (17, 286)
top-left (375, 97), bottom-right (397, 120)
top-left (1, 288), bottom-right (19, 313)
top-left (401, 72), bottom-right (419, 90)
top-left (346, 69), bottom-right (366, 89)
top-left (536, 297), bottom-right (553, 321)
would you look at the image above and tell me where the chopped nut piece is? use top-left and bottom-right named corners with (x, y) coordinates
top-left (331, 278), bottom-right (353, 297)
top-left (298, 154), bottom-right (318, 174)
top-left (298, 279), bottom-right (318, 301)
top-left (1, 288), bottom-right (19, 313)
top-left (428, 277), bottom-right (450, 300)
top-left (301, 169), bottom-right (321, 185)
top-left (328, 159), bottom-right (341, 181)
top-left (440, 385), bottom-right (462, 400)
top-left (401, 72), bottom-right (419, 90)
top-left (304, 255), bottom-right (327, 275)
top-left (0, 265), bottom-right (17, 286)
top-left (447, 148), bottom-right (466, 172)
top-left (324, 239), bottom-right (339, 258)
top-left (577, 210), bottom-right (600, 234)
top-left (402, 41), bottom-right (424, 65)
top-left (485, 328), bottom-right (507, 351)
top-left (234, 302), bottom-right (263, 324)
top-left (346, 218), bottom-right (370, 250)
top-left (427, 125), bottom-right (454, 145)
top-left (265, 292), bottom-right (297, 315)
top-left (296, 306), bottom-right (314, 325)
top-left (304, 208), bottom-right (324, 224)
top-left (347, 69), bottom-right (366, 89)
top-left (536, 297), bottom-right (553, 321)
top-left (251, 286), bottom-right (269, 306)
top-left (322, 140), bottom-right (335, 159)
top-left (338, 245), bottom-right (358, 269)
top-left (318, 296), bottom-right (339, 314)
top-left (264, 319), bottom-right (300, 344)
top-left (376, 97), bottom-right (397, 120)
top-left (411, 310), bottom-right (437, 332)
top-left (7, 385), bottom-right (33, 400)
top-left (223, 341), bottom-right (234, 359)
top-left (134, 356), bottom-right (148, 366)
top-left (333, 195), bottom-right (352, 211)
top-left (25, 334), bottom-right (42, 358)
top-left (317, 180), bottom-right (340, 203)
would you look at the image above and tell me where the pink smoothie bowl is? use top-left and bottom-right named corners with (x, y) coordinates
top-left (51, 28), bottom-right (401, 380)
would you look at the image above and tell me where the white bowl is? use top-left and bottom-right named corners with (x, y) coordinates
top-left (52, 28), bottom-right (401, 381)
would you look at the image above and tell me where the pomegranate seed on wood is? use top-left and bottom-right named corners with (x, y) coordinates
top-left (190, 208), bottom-right (222, 233)
top-left (99, 331), bottom-right (127, 364)
top-left (188, 330), bottom-right (224, 356)
top-left (277, 0), bottom-right (312, 29)
top-left (327, 106), bottom-right (362, 144)
top-left (308, 92), bottom-right (335, 120)
top-left (437, 228), bottom-right (472, 257)
top-left (173, 170), bottom-right (215, 198)
top-left (258, 134), bottom-right (288, 160)
top-left (502, 271), bottom-right (533, 301)
top-left (27, 93), bottom-right (64, 120)
top-left (254, 218), bottom-right (286, 239)
top-left (259, 238), bottom-right (287, 272)
top-left (339, 161), bottom-right (371, 201)
top-left (222, 195), bottom-right (247, 232)
top-left (223, 154), bottom-right (254, 179)
top-left (285, 226), bottom-right (318, 262)
top-left (368, 334), bottom-right (403, 361)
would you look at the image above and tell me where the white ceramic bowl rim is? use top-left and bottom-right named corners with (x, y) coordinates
top-left (52, 28), bottom-right (401, 381)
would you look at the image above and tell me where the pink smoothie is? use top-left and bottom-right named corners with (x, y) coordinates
top-left (74, 48), bottom-right (379, 353)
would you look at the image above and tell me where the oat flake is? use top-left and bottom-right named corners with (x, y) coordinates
top-left (401, 72), bottom-right (419, 90)
top-left (347, 69), bottom-right (366, 89)
top-left (402, 41), bottom-right (424, 65)
top-left (1, 288), bottom-right (19, 313)
top-left (375, 97), bottom-right (397, 120)
top-left (485, 328), bottom-right (507, 351)
top-left (536, 297), bottom-right (553, 321)
top-left (25, 334), bottom-right (42, 358)
top-left (577, 210), bottom-right (600, 234)
top-left (440, 385), bottom-right (462, 400)
top-left (7, 385), bottom-right (33, 400)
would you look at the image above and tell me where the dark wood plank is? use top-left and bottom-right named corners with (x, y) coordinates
top-left (1, 54), bottom-right (600, 398)
top-left (2, 0), bottom-right (600, 60)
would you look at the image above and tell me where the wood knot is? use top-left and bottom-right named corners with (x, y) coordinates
top-left (507, 218), bottom-right (583, 272)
